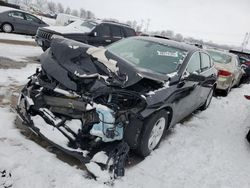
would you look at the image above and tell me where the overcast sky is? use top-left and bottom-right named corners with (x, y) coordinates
top-left (52, 0), bottom-right (250, 48)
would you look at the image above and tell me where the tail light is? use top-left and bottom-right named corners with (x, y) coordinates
top-left (244, 95), bottom-right (250, 100)
top-left (218, 70), bottom-right (232, 77)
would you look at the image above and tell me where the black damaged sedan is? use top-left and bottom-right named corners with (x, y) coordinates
top-left (16, 36), bottom-right (217, 178)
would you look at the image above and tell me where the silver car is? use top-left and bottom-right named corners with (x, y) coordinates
top-left (0, 7), bottom-right (48, 35)
top-left (207, 49), bottom-right (244, 95)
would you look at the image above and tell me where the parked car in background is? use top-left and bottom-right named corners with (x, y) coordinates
top-left (35, 19), bottom-right (136, 51)
top-left (229, 50), bottom-right (250, 80)
top-left (55, 13), bottom-right (82, 26)
top-left (207, 49), bottom-right (244, 95)
top-left (0, 6), bottom-right (48, 35)
top-left (16, 36), bottom-right (217, 178)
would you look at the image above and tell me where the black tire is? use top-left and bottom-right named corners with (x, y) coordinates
top-left (200, 87), bottom-right (214, 111)
top-left (223, 81), bottom-right (233, 96)
top-left (246, 130), bottom-right (250, 143)
top-left (136, 110), bottom-right (168, 157)
top-left (1, 23), bottom-right (13, 33)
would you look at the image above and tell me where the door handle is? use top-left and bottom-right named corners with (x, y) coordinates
top-left (105, 39), bottom-right (111, 43)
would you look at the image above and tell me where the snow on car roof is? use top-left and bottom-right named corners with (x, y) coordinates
top-left (0, 6), bottom-right (16, 13)
top-left (0, 5), bottom-right (29, 14)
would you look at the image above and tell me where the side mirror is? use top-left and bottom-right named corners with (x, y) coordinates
top-left (90, 32), bottom-right (97, 37)
top-left (185, 73), bottom-right (206, 82)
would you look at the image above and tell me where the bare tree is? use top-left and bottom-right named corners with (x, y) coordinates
top-left (132, 20), bottom-right (137, 29)
top-left (65, 7), bottom-right (71, 14)
top-left (22, 0), bottom-right (32, 6)
top-left (47, 1), bottom-right (56, 13)
top-left (36, 0), bottom-right (47, 9)
top-left (79, 8), bottom-right (86, 18)
top-left (166, 30), bottom-right (174, 38)
top-left (57, 3), bottom-right (64, 13)
top-left (10, 0), bottom-right (21, 5)
top-left (71, 9), bottom-right (79, 17)
top-left (175, 33), bottom-right (184, 42)
top-left (126, 21), bottom-right (132, 27)
top-left (86, 10), bottom-right (94, 19)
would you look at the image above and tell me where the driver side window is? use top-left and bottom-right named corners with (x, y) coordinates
top-left (186, 52), bottom-right (201, 74)
top-left (25, 14), bottom-right (40, 23)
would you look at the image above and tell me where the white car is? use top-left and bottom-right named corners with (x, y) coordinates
top-left (207, 49), bottom-right (244, 95)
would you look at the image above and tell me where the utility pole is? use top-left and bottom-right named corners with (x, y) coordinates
top-left (242, 32), bottom-right (250, 52)
top-left (145, 19), bottom-right (150, 33)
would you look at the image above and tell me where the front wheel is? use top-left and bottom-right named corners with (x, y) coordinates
top-left (224, 81), bottom-right (233, 96)
top-left (136, 110), bottom-right (168, 157)
top-left (2, 23), bottom-right (13, 33)
top-left (200, 87), bottom-right (214, 111)
top-left (246, 130), bottom-right (250, 143)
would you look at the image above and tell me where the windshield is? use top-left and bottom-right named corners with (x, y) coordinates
top-left (106, 38), bottom-right (187, 74)
top-left (207, 50), bottom-right (232, 64)
top-left (66, 20), bottom-right (97, 32)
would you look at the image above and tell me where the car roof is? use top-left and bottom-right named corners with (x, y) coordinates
top-left (206, 48), bottom-right (236, 58)
top-left (86, 19), bottom-right (134, 29)
top-left (0, 6), bottom-right (16, 13)
top-left (0, 6), bottom-right (29, 14)
top-left (135, 36), bottom-right (201, 52)
top-left (0, 6), bottom-right (41, 19)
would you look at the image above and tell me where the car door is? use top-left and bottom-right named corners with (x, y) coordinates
top-left (88, 24), bottom-right (112, 46)
top-left (7, 11), bottom-right (27, 33)
top-left (171, 52), bottom-right (203, 123)
top-left (110, 25), bottom-right (124, 43)
top-left (24, 13), bottom-right (42, 35)
top-left (199, 52), bottom-right (216, 106)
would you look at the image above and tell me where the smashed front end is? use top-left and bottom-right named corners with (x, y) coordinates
top-left (16, 37), bottom-right (166, 179)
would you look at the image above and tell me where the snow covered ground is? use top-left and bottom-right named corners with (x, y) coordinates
top-left (0, 43), bottom-right (42, 61)
top-left (1, 42), bottom-right (250, 188)
top-left (0, 33), bottom-right (35, 42)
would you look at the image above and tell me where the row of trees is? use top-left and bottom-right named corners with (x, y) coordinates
top-left (46, 1), bottom-right (95, 18)
top-left (5, 0), bottom-right (236, 50)
top-left (8, 0), bottom-right (95, 19)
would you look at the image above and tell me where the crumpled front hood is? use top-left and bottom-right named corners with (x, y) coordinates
top-left (40, 37), bottom-right (169, 91)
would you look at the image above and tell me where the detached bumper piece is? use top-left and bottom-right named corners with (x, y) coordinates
top-left (16, 91), bottom-right (130, 181)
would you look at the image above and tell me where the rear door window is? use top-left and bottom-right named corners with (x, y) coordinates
top-left (8, 11), bottom-right (25, 20)
top-left (97, 24), bottom-right (111, 37)
top-left (201, 53), bottom-right (211, 71)
top-left (110, 25), bottom-right (123, 38)
top-left (187, 52), bottom-right (201, 74)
